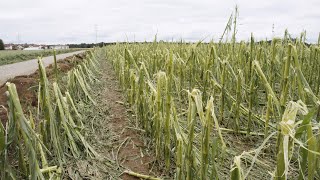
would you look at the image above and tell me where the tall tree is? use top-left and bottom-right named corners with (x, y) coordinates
top-left (0, 39), bottom-right (4, 50)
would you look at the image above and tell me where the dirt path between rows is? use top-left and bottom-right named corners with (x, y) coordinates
top-left (99, 59), bottom-right (161, 179)
top-left (0, 50), bottom-right (163, 179)
top-left (66, 54), bottom-right (165, 179)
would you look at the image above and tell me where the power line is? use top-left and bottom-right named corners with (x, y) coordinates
top-left (17, 33), bottom-right (21, 44)
top-left (272, 24), bottom-right (275, 38)
top-left (94, 24), bottom-right (98, 44)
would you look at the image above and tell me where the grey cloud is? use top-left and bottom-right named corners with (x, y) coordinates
top-left (0, 0), bottom-right (318, 44)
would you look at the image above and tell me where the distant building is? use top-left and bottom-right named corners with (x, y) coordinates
top-left (4, 44), bottom-right (24, 50)
top-left (24, 45), bottom-right (42, 50)
top-left (4, 43), bottom-right (50, 50)
top-left (24, 45), bottom-right (48, 50)
top-left (49, 45), bottom-right (69, 50)
top-left (13, 45), bottom-right (24, 50)
top-left (5, 45), bottom-right (13, 50)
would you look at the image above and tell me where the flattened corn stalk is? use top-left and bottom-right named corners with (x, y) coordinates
top-left (0, 49), bottom-right (104, 179)
top-left (105, 28), bottom-right (320, 179)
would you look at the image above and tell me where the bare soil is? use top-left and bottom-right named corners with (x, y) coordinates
top-left (99, 59), bottom-right (161, 179)
top-left (0, 53), bottom-right (86, 125)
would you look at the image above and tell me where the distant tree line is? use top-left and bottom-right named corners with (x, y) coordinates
top-left (68, 42), bottom-right (137, 48)
top-left (67, 41), bottom-right (198, 48)
top-left (67, 42), bottom-right (107, 48)
top-left (0, 39), bottom-right (4, 50)
top-left (67, 39), bottom-right (315, 49)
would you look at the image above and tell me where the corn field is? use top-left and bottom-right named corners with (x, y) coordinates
top-left (105, 30), bottom-right (320, 179)
top-left (0, 49), bottom-right (105, 179)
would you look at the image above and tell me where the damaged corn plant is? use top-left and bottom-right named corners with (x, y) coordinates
top-left (0, 49), bottom-right (102, 179)
top-left (105, 10), bottom-right (320, 179)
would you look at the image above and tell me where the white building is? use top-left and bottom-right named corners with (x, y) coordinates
top-left (5, 44), bottom-right (24, 50)
top-left (5, 45), bottom-right (13, 50)
top-left (49, 45), bottom-right (69, 50)
top-left (15, 45), bottom-right (24, 50)
top-left (24, 46), bottom-right (42, 50)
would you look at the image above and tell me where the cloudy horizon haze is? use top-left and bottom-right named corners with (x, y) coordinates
top-left (0, 0), bottom-right (319, 44)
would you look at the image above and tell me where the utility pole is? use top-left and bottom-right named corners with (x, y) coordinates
top-left (17, 33), bottom-right (21, 44)
top-left (94, 24), bottom-right (98, 44)
top-left (272, 23), bottom-right (275, 38)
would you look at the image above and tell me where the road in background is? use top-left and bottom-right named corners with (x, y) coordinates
top-left (0, 50), bottom-right (85, 85)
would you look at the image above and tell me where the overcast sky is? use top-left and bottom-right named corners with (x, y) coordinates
top-left (0, 0), bottom-right (319, 44)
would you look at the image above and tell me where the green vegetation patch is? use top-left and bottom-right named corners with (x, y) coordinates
top-left (0, 49), bottom-right (82, 66)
